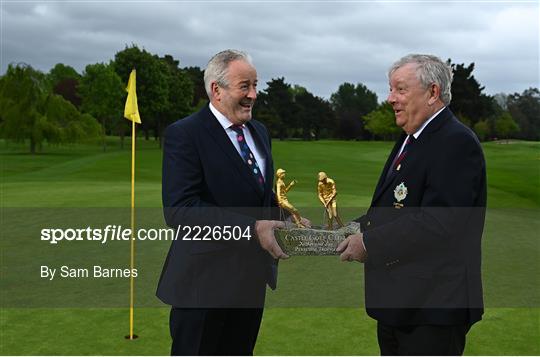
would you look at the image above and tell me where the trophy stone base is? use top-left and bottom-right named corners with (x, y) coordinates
top-left (275, 222), bottom-right (361, 256)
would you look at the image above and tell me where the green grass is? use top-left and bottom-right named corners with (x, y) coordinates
top-left (1, 138), bottom-right (539, 355)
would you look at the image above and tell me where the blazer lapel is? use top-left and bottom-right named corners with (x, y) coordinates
top-left (202, 106), bottom-right (265, 198)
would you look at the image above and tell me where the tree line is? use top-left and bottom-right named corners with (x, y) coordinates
top-left (1, 44), bottom-right (538, 153)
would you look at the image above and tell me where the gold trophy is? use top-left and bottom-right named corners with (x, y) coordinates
top-left (274, 169), bottom-right (360, 255)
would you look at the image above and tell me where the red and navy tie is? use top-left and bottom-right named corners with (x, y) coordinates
top-left (386, 135), bottom-right (414, 180)
top-left (230, 125), bottom-right (265, 189)
top-left (393, 135), bottom-right (414, 170)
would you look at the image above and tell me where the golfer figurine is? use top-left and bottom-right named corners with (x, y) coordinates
top-left (318, 171), bottom-right (344, 230)
top-left (275, 168), bottom-right (305, 227)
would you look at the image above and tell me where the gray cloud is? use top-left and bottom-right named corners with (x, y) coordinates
top-left (2, 1), bottom-right (538, 101)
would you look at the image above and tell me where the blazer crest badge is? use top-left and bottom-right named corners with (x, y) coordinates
top-left (393, 182), bottom-right (408, 209)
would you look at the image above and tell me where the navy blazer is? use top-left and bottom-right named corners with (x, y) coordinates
top-left (156, 105), bottom-right (279, 308)
top-left (357, 107), bottom-right (487, 326)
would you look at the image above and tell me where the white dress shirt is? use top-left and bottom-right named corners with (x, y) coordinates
top-left (395, 106), bottom-right (446, 157)
top-left (209, 103), bottom-right (267, 178)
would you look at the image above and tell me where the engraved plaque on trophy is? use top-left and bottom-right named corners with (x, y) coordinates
top-left (275, 222), bottom-right (361, 256)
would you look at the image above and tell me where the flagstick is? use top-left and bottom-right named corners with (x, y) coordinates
top-left (123, 69), bottom-right (140, 340)
top-left (129, 119), bottom-right (137, 340)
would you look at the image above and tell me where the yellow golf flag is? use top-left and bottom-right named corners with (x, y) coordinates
top-left (124, 69), bottom-right (142, 124)
top-left (125, 68), bottom-right (140, 340)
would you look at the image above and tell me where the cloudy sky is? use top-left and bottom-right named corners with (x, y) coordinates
top-left (2, 1), bottom-right (538, 102)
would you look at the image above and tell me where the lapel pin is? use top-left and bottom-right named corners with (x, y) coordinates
top-left (396, 164), bottom-right (401, 171)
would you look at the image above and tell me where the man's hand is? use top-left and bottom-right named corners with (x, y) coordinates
top-left (336, 233), bottom-right (367, 262)
top-left (255, 220), bottom-right (289, 259)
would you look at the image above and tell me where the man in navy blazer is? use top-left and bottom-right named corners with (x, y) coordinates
top-left (338, 54), bottom-right (486, 355)
top-left (157, 50), bottom-right (294, 355)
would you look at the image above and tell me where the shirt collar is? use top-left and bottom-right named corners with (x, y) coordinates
top-left (209, 102), bottom-right (244, 130)
top-left (412, 106), bottom-right (446, 139)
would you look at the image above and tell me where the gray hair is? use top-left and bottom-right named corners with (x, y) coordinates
top-left (203, 49), bottom-right (253, 98)
top-left (389, 54), bottom-right (453, 105)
